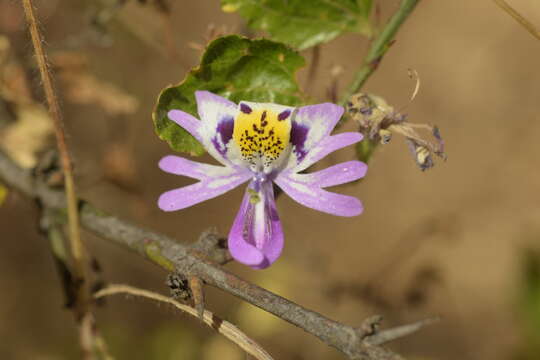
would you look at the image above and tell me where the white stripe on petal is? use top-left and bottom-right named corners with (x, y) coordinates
top-left (289, 161), bottom-right (367, 188)
top-left (275, 174), bottom-right (363, 217)
top-left (158, 169), bottom-right (251, 212)
top-left (206, 175), bottom-right (243, 189)
top-left (294, 132), bottom-right (363, 172)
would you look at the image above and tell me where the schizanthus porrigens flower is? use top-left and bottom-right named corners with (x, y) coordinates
top-left (158, 91), bottom-right (367, 269)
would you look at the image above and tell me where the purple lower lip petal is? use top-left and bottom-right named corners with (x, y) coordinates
top-left (228, 180), bottom-right (283, 269)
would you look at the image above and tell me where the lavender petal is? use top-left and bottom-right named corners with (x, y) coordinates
top-left (275, 175), bottom-right (363, 217)
top-left (158, 169), bottom-right (250, 212)
top-left (159, 155), bottom-right (237, 180)
top-left (289, 160), bottom-right (367, 188)
top-left (293, 132), bottom-right (363, 172)
top-left (228, 181), bottom-right (284, 269)
top-left (167, 110), bottom-right (204, 144)
top-left (290, 103), bottom-right (344, 162)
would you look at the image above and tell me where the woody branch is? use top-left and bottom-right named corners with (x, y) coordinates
top-left (0, 148), bottom-right (435, 360)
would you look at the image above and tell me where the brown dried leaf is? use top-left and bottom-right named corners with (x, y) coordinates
top-left (0, 104), bottom-right (54, 168)
top-left (0, 36), bottom-right (54, 167)
top-left (62, 72), bottom-right (139, 115)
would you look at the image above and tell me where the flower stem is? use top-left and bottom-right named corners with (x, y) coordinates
top-left (22, 0), bottom-right (88, 325)
top-left (493, 0), bottom-right (540, 41)
top-left (339, 0), bottom-right (422, 106)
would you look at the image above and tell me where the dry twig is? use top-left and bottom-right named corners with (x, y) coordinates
top-left (493, 0), bottom-right (540, 41)
top-left (94, 284), bottom-right (274, 360)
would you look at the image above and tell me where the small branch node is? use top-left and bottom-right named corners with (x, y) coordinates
top-left (357, 315), bottom-right (384, 339)
top-left (190, 228), bottom-right (231, 265)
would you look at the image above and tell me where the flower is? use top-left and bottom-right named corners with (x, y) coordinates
top-left (158, 91), bottom-right (367, 269)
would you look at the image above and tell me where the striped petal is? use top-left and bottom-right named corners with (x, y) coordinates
top-left (167, 91), bottom-right (238, 166)
top-left (288, 160), bottom-right (367, 188)
top-left (275, 174), bottom-right (363, 217)
top-left (289, 103), bottom-right (344, 164)
top-left (159, 155), bottom-right (237, 180)
top-left (228, 180), bottom-right (283, 269)
top-left (167, 110), bottom-right (204, 144)
top-left (293, 132), bottom-right (363, 172)
top-left (158, 156), bottom-right (251, 212)
top-left (196, 91), bottom-right (237, 159)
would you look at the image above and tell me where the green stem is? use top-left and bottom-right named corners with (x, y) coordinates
top-left (339, 0), bottom-right (422, 106)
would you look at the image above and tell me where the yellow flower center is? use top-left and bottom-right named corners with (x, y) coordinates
top-left (232, 103), bottom-right (292, 169)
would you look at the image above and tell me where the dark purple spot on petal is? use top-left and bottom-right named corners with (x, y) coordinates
top-left (240, 103), bottom-right (252, 114)
top-left (217, 116), bottom-right (234, 144)
top-left (261, 111), bottom-right (268, 127)
top-left (278, 110), bottom-right (291, 121)
top-left (290, 122), bottom-right (309, 162)
top-left (212, 115), bottom-right (234, 156)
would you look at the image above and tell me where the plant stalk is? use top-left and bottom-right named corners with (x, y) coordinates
top-left (339, 0), bottom-right (422, 106)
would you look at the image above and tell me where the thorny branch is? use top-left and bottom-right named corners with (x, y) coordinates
top-left (0, 149), bottom-right (436, 360)
top-left (22, 0), bottom-right (85, 285)
top-left (21, 0), bottom-right (94, 357)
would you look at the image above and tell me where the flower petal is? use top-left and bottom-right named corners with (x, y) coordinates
top-left (195, 91), bottom-right (238, 159)
top-left (195, 91), bottom-right (237, 129)
top-left (158, 165), bottom-right (251, 212)
top-left (168, 91), bottom-right (239, 166)
top-left (290, 103), bottom-right (344, 163)
top-left (289, 160), bottom-right (367, 188)
top-left (167, 110), bottom-right (204, 144)
top-left (228, 181), bottom-right (284, 269)
top-left (275, 175), bottom-right (363, 217)
top-left (294, 132), bottom-right (363, 172)
top-left (159, 155), bottom-right (236, 180)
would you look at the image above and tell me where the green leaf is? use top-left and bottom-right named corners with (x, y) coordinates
top-left (153, 35), bottom-right (306, 155)
top-left (221, 0), bottom-right (373, 50)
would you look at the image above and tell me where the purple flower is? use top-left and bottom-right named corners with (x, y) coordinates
top-left (158, 91), bottom-right (367, 269)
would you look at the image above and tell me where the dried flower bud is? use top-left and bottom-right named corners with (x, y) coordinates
top-left (406, 139), bottom-right (433, 171)
top-left (346, 93), bottom-right (446, 170)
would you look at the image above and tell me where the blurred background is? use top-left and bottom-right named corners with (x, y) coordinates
top-left (1, 0), bottom-right (540, 359)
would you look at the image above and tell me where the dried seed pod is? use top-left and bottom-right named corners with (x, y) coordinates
top-left (346, 92), bottom-right (446, 170)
